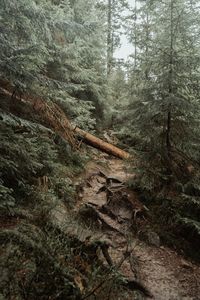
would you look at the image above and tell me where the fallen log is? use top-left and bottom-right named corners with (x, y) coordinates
top-left (0, 82), bottom-right (130, 159)
top-left (0, 85), bottom-right (77, 148)
top-left (75, 127), bottom-right (130, 159)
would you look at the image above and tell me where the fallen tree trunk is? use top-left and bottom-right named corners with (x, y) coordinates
top-left (75, 127), bottom-right (130, 159)
top-left (0, 85), bottom-right (77, 148)
top-left (0, 83), bottom-right (130, 159)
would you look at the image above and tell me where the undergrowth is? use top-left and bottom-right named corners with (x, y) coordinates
top-left (0, 99), bottom-right (132, 299)
top-left (0, 103), bottom-right (86, 299)
top-left (131, 165), bottom-right (200, 262)
top-left (122, 132), bottom-right (200, 262)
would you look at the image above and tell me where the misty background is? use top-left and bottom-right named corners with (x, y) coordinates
top-left (115, 0), bottom-right (134, 60)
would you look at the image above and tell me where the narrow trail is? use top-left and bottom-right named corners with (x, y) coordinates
top-left (75, 154), bottom-right (200, 300)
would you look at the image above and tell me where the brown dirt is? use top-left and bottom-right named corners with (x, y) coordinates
top-left (75, 154), bottom-right (200, 300)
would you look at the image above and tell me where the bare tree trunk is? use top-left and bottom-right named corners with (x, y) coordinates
top-left (166, 0), bottom-right (174, 157)
top-left (75, 127), bottom-right (130, 159)
top-left (166, 109), bottom-right (171, 154)
top-left (134, 0), bottom-right (137, 69)
top-left (107, 0), bottom-right (113, 77)
top-left (145, 7), bottom-right (149, 80)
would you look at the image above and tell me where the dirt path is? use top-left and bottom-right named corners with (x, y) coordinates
top-left (75, 154), bottom-right (200, 300)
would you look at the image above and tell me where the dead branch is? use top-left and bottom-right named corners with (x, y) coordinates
top-left (81, 244), bottom-right (153, 299)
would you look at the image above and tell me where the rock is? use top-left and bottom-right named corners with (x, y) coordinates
top-left (138, 230), bottom-right (161, 247)
top-left (180, 259), bottom-right (193, 270)
top-left (146, 231), bottom-right (161, 247)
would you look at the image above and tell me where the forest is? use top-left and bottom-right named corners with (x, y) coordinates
top-left (0, 0), bottom-right (200, 299)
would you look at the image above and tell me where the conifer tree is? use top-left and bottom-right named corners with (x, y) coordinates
top-left (0, 0), bottom-right (106, 129)
top-left (127, 0), bottom-right (200, 184)
top-left (106, 0), bottom-right (129, 77)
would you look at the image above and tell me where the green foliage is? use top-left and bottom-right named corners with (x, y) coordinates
top-left (137, 187), bottom-right (200, 261)
top-left (0, 223), bottom-right (81, 300)
top-left (0, 184), bottom-right (15, 214)
top-left (0, 0), bottom-right (107, 129)
top-left (0, 110), bottom-right (83, 216)
top-left (0, 1), bottom-right (112, 297)
top-left (177, 217), bottom-right (200, 237)
top-left (0, 107), bottom-right (88, 298)
top-left (122, 0), bottom-right (200, 192)
top-left (105, 65), bottom-right (129, 127)
top-left (0, 0), bottom-right (166, 298)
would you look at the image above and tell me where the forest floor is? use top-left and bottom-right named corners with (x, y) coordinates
top-left (74, 153), bottom-right (200, 300)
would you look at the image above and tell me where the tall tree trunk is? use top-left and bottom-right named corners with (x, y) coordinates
top-left (166, 109), bottom-right (171, 154)
top-left (107, 0), bottom-right (113, 77)
top-left (145, 8), bottom-right (149, 81)
top-left (134, 0), bottom-right (137, 69)
top-left (166, 0), bottom-right (174, 157)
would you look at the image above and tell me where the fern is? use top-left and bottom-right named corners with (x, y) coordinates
top-left (177, 217), bottom-right (200, 236)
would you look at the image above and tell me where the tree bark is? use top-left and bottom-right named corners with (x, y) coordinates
top-left (75, 127), bottom-right (130, 159)
top-left (166, 0), bottom-right (174, 157)
top-left (134, 0), bottom-right (137, 69)
top-left (107, 0), bottom-right (113, 77)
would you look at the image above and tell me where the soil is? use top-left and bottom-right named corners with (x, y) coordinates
top-left (75, 153), bottom-right (200, 300)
